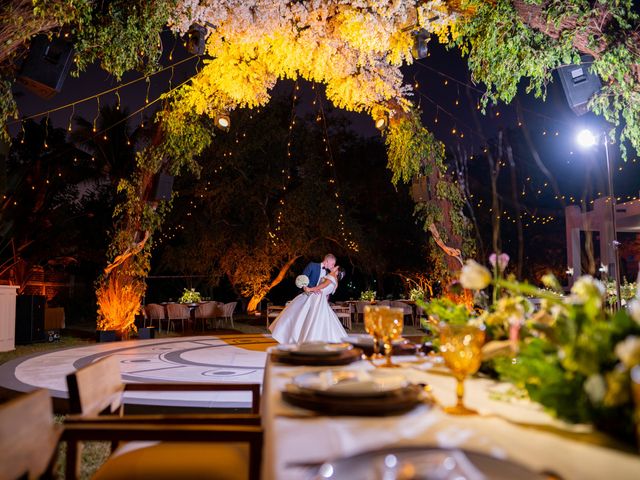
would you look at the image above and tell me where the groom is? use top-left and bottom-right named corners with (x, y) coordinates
top-left (302, 253), bottom-right (336, 288)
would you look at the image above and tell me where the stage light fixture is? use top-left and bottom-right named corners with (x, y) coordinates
top-left (374, 113), bottom-right (389, 131)
top-left (412, 29), bottom-right (429, 60)
top-left (215, 113), bottom-right (231, 131)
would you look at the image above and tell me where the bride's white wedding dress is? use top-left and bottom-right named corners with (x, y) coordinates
top-left (269, 275), bottom-right (347, 344)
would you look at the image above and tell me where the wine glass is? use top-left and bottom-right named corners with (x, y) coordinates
top-left (439, 323), bottom-right (485, 415)
top-left (363, 305), bottom-right (382, 359)
top-left (379, 307), bottom-right (404, 368)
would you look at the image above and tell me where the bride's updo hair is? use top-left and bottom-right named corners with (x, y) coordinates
top-left (336, 266), bottom-right (345, 281)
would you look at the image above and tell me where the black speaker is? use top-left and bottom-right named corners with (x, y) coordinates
top-left (557, 55), bottom-right (602, 116)
top-left (184, 24), bottom-right (207, 55)
top-left (153, 172), bottom-right (174, 201)
top-left (18, 35), bottom-right (74, 99)
top-left (15, 295), bottom-right (46, 344)
top-left (412, 29), bottom-right (429, 60)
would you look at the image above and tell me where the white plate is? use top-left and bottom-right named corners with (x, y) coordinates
top-left (276, 342), bottom-right (353, 356)
top-left (292, 369), bottom-right (408, 397)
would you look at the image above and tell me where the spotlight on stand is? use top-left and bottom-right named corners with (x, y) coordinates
top-left (215, 113), bottom-right (231, 131)
top-left (374, 113), bottom-right (389, 131)
top-left (411, 29), bottom-right (429, 60)
top-left (576, 128), bottom-right (597, 148)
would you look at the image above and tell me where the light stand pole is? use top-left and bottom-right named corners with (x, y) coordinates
top-left (603, 132), bottom-right (622, 310)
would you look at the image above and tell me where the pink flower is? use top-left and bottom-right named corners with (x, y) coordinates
top-left (489, 253), bottom-right (510, 272)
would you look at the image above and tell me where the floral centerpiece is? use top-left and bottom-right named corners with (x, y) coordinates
top-left (457, 257), bottom-right (640, 445)
top-left (409, 287), bottom-right (426, 302)
top-left (360, 290), bottom-right (376, 302)
top-left (605, 280), bottom-right (638, 307)
top-left (179, 288), bottom-right (201, 304)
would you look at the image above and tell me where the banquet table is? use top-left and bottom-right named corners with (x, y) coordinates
top-left (261, 354), bottom-right (640, 480)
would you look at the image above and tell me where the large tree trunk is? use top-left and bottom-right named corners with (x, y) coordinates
top-left (246, 255), bottom-right (301, 313)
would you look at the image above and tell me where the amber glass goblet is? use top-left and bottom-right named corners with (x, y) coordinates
top-left (363, 305), bottom-right (382, 359)
top-left (439, 323), bottom-right (485, 415)
top-left (379, 307), bottom-right (404, 368)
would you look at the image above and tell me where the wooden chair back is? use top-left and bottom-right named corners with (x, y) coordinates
top-left (67, 355), bottom-right (125, 416)
top-left (195, 301), bottom-right (221, 319)
top-left (0, 389), bottom-right (61, 480)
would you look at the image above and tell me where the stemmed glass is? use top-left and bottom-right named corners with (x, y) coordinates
top-left (378, 307), bottom-right (404, 368)
top-left (364, 305), bottom-right (384, 359)
top-left (439, 323), bottom-right (485, 415)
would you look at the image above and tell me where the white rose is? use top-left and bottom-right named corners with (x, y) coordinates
top-left (570, 276), bottom-right (605, 304)
top-left (614, 336), bottom-right (640, 368)
top-left (295, 275), bottom-right (310, 289)
top-left (459, 260), bottom-right (492, 290)
top-left (584, 374), bottom-right (606, 404)
top-left (627, 299), bottom-right (640, 326)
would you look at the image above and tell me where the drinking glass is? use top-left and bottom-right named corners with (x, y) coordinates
top-left (363, 305), bottom-right (382, 359)
top-left (439, 323), bottom-right (485, 415)
top-left (379, 307), bottom-right (404, 368)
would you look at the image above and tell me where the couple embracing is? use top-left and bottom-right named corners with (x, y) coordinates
top-left (269, 254), bottom-right (348, 344)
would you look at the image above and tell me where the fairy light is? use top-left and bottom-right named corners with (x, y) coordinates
top-left (115, 89), bottom-right (121, 111)
top-left (92, 97), bottom-right (100, 133)
top-left (145, 76), bottom-right (151, 104)
top-left (67, 104), bottom-right (75, 132)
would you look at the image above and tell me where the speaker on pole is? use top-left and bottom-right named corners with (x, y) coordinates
top-left (17, 35), bottom-right (74, 99)
top-left (557, 55), bottom-right (602, 116)
top-left (184, 24), bottom-right (207, 55)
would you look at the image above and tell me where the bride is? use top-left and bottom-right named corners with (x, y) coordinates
top-left (269, 266), bottom-right (347, 344)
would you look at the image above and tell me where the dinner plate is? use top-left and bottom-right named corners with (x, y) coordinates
top-left (276, 342), bottom-right (353, 356)
top-left (292, 369), bottom-right (408, 397)
top-left (308, 446), bottom-right (546, 480)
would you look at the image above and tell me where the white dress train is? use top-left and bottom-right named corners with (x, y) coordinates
top-left (269, 275), bottom-right (347, 344)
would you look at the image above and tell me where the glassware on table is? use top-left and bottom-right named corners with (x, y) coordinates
top-left (439, 323), bottom-right (485, 415)
top-left (364, 305), bottom-right (385, 359)
top-left (378, 307), bottom-right (404, 368)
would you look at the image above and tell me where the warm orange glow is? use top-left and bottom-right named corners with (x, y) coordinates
top-left (96, 273), bottom-right (144, 333)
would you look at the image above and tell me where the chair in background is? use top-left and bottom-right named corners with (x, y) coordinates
top-left (195, 301), bottom-right (222, 331)
top-left (0, 389), bottom-right (62, 480)
top-left (377, 300), bottom-right (392, 307)
top-left (65, 355), bottom-right (262, 480)
top-left (266, 305), bottom-right (284, 328)
top-left (353, 301), bottom-right (370, 324)
top-left (144, 303), bottom-right (166, 333)
top-left (331, 304), bottom-right (352, 330)
top-left (391, 300), bottom-right (415, 326)
top-left (166, 303), bottom-right (190, 332)
top-left (219, 302), bottom-right (238, 328)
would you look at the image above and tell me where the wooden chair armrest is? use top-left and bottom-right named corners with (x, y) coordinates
top-left (65, 413), bottom-right (261, 426)
top-left (123, 383), bottom-right (261, 413)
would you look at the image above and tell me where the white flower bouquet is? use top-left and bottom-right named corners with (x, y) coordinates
top-left (295, 275), bottom-right (310, 289)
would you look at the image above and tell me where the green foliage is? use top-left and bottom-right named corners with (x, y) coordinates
top-left (420, 297), bottom-right (470, 326)
top-left (385, 110), bottom-right (444, 185)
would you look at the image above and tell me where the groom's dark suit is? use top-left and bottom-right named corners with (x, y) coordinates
top-left (302, 262), bottom-right (325, 287)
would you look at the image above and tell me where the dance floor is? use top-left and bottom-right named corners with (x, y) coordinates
top-left (0, 334), bottom-right (275, 410)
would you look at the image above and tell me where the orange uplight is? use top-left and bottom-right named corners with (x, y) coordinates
top-left (96, 273), bottom-right (143, 334)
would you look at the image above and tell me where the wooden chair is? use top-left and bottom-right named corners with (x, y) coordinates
top-left (144, 303), bottom-right (166, 333)
top-left (194, 301), bottom-right (222, 331)
top-left (0, 389), bottom-right (62, 480)
top-left (166, 303), bottom-right (190, 332)
top-left (331, 305), bottom-right (352, 330)
top-left (266, 304), bottom-right (284, 328)
top-left (219, 302), bottom-right (238, 328)
top-left (65, 355), bottom-right (262, 480)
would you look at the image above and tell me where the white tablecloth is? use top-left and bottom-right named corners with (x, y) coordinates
top-left (261, 356), bottom-right (640, 480)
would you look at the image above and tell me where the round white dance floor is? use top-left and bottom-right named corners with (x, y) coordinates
top-left (0, 334), bottom-right (275, 409)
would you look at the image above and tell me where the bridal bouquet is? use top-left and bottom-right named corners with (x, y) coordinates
top-left (296, 275), bottom-right (310, 289)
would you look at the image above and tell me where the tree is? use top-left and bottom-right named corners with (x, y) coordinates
top-left (159, 97), bottom-right (366, 312)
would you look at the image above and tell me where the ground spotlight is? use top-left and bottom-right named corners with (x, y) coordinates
top-left (576, 128), bottom-right (597, 148)
top-left (215, 113), bottom-right (231, 131)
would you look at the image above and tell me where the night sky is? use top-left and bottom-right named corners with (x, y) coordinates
top-left (9, 31), bottom-right (640, 231)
